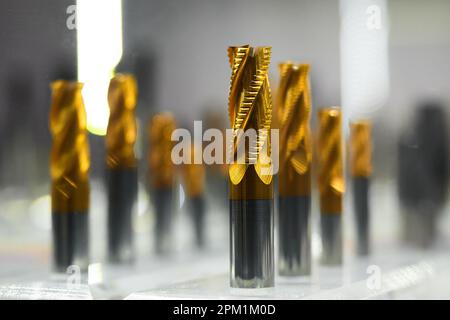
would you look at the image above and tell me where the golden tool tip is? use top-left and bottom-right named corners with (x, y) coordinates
top-left (108, 73), bottom-right (138, 111)
top-left (106, 73), bottom-right (138, 169)
top-left (317, 106), bottom-right (344, 214)
top-left (227, 44), bottom-right (273, 186)
top-left (277, 61), bottom-right (312, 196)
top-left (50, 80), bottom-right (90, 212)
top-left (148, 113), bottom-right (177, 189)
top-left (349, 119), bottom-right (372, 178)
top-left (318, 106), bottom-right (341, 118)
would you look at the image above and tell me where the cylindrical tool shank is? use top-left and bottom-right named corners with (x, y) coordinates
top-left (230, 199), bottom-right (274, 288)
top-left (154, 188), bottom-right (174, 254)
top-left (320, 213), bottom-right (342, 265)
top-left (52, 212), bottom-right (88, 272)
top-left (278, 196), bottom-right (311, 276)
top-left (353, 177), bottom-right (370, 255)
top-left (188, 196), bottom-right (206, 248)
top-left (107, 168), bottom-right (137, 263)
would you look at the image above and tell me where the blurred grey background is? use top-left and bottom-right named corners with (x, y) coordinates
top-left (0, 0), bottom-right (449, 195)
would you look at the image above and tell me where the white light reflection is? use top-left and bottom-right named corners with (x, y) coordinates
top-left (29, 195), bottom-right (51, 230)
top-left (340, 0), bottom-right (389, 126)
top-left (88, 262), bottom-right (104, 285)
top-left (77, 0), bottom-right (123, 136)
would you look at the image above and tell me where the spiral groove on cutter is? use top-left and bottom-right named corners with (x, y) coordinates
top-left (227, 45), bottom-right (273, 185)
top-left (349, 120), bottom-right (372, 178)
top-left (277, 62), bottom-right (312, 176)
top-left (317, 107), bottom-right (345, 213)
top-left (148, 113), bottom-right (176, 189)
top-left (50, 80), bottom-right (90, 212)
top-left (106, 73), bottom-right (138, 169)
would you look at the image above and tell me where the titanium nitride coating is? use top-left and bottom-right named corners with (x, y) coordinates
top-left (317, 107), bottom-right (345, 265)
top-left (349, 120), bottom-right (372, 256)
top-left (182, 145), bottom-right (206, 248)
top-left (276, 62), bottom-right (312, 276)
top-left (106, 74), bottom-right (138, 264)
top-left (50, 80), bottom-right (90, 272)
top-left (148, 113), bottom-right (177, 254)
top-left (227, 45), bottom-right (274, 288)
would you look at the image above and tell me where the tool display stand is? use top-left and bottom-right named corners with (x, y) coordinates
top-left (1, 181), bottom-right (450, 299)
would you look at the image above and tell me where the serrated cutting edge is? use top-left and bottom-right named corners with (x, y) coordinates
top-left (50, 80), bottom-right (90, 212)
top-left (227, 45), bottom-right (273, 185)
top-left (276, 62), bottom-right (312, 176)
top-left (106, 73), bottom-right (138, 169)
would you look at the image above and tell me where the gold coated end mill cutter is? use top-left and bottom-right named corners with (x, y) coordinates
top-left (277, 62), bottom-right (312, 276)
top-left (349, 120), bottom-right (372, 256)
top-left (148, 113), bottom-right (177, 254)
top-left (50, 80), bottom-right (90, 272)
top-left (317, 107), bottom-right (345, 265)
top-left (227, 45), bottom-right (274, 288)
top-left (182, 144), bottom-right (206, 248)
top-left (106, 73), bottom-right (138, 264)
